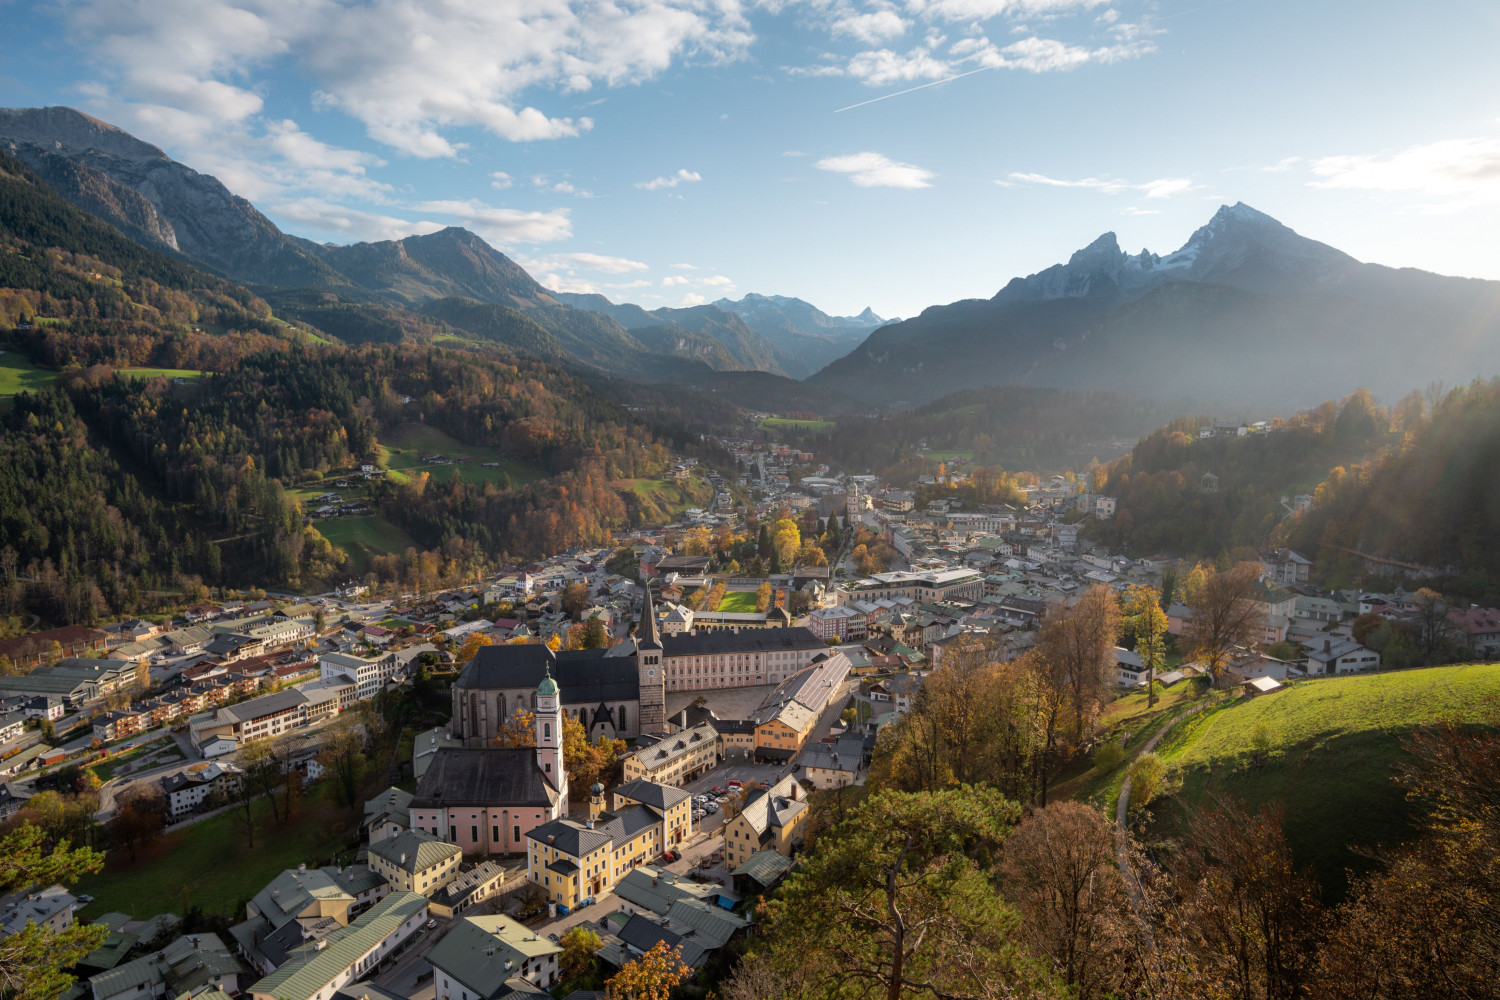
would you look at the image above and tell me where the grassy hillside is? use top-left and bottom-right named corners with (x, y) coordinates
top-left (0, 350), bottom-right (54, 396)
top-left (317, 515), bottom-right (420, 574)
top-left (378, 422), bottom-right (545, 487)
top-left (614, 475), bottom-right (713, 525)
top-left (1149, 663), bottom-right (1500, 898)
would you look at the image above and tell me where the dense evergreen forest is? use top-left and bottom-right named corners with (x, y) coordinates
top-left (0, 151), bottom-right (721, 625)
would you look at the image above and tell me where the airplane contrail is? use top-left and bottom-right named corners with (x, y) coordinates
top-left (834, 67), bottom-right (991, 113)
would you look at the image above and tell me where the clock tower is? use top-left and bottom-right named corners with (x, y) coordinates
top-left (636, 579), bottom-right (667, 734)
top-left (535, 663), bottom-right (567, 798)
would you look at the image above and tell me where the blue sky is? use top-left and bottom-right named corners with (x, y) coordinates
top-left (2, 0), bottom-right (1498, 318)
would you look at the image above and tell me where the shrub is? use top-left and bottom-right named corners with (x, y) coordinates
top-left (1094, 743), bottom-right (1126, 772)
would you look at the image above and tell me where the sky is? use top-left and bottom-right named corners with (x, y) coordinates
top-left (2, 0), bottom-right (1499, 318)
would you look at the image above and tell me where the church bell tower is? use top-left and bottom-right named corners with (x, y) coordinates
top-left (637, 579), bottom-right (667, 734)
top-left (535, 663), bottom-right (567, 798)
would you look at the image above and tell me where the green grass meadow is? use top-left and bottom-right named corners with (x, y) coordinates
top-left (378, 422), bottom-right (544, 487)
top-left (0, 351), bottom-right (56, 396)
top-left (715, 591), bottom-right (761, 613)
top-left (1150, 663), bottom-right (1500, 898)
top-left (316, 515), bottom-right (420, 572)
top-left (76, 787), bottom-right (360, 922)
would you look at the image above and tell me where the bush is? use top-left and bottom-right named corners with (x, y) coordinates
top-left (1128, 752), bottom-right (1173, 809)
top-left (1094, 743), bottom-right (1126, 772)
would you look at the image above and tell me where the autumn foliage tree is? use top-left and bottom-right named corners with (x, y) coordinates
top-left (0, 825), bottom-right (107, 1000)
top-left (494, 709), bottom-right (537, 748)
top-left (1185, 562), bottom-right (1265, 686)
top-left (606, 940), bottom-right (693, 1000)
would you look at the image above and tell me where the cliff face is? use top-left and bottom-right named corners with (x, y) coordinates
top-left (0, 106), bottom-right (344, 287)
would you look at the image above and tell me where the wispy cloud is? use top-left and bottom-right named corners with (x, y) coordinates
top-left (1003, 171), bottom-right (1197, 198)
top-left (1308, 136), bottom-right (1500, 211)
top-left (817, 151), bottom-right (934, 188)
top-left (490, 171), bottom-right (514, 189)
top-left (409, 199), bottom-right (574, 244)
top-left (637, 168), bottom-right (703, 190)
top-left (550, 252), bottom-right (649, 273)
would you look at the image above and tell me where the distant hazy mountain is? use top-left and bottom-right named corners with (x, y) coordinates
top-left (550, 293), bottom-right (796, 376)
top-left (712, 292), bottom-right (891, 375)
top-left (808, 203), bottom-right (1500, 410)
top-left (0, 106), bottom-right (345, 287)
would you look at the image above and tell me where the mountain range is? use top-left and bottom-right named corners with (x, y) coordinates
top-left (807, 203), bottom-right (1500, 409)
top-left (0, 106), bottom-right (878, 382)
top-left (5, 104), bottom-right (1500, 417)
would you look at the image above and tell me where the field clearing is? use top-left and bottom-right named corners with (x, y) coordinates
top-left (317, 515), bottom-right (419, 572)
top-left (118, 367), bottom-right (205, 381)
top-left (715, 591), bottom-right (760, 613)
top-left (75, 786), bottom-right (359, 922)
top-left (1151, 663), bottom-right (1500, 898)
top-left (924, 449), bottom-right (974, 461)
top-left (378, 422), bottom-right (544, 487)
top-left (761, 417), bottom-right (835, 432)
top-left (0, 351), bottom-right (56, 396)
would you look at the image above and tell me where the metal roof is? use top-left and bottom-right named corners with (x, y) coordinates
top-left (368, 830), bottom-right (460, 874)
top-left (613, 779), bottom-right (690, 811)
top-left (426, 915), bottom-right (560, 999)
top-left (412, 748), bottom-right (557, 810)
top-left (731, 849), bottom-right (794, 887)
top-left (249, 892), bottom-right (428, 1000)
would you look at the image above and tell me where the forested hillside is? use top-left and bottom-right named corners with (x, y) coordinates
top-left (0, 150), bottom-right (710, 623)
top-left (1088, 389), bottom-right (1410, 560)
top-left (1280, 379), bottom-right (1500, 597)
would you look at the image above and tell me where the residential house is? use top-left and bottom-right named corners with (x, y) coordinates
top-left (160, 762), bottom-right (242, 819)
top-left (89, 934), bottom-right (245, 1000)
top-left (751, 654), bottom-right (850, 762)
top-left (722, 774), bottom-right (808, 870)
top-left (367, 832), bottom-right (462, 896)
top-left (0, 885), bottom-right (76, 937)
top-left (362, 787), bottom-right (414, 844)
top-left (1302, 637), bottom-right (1381, 675)
top-left (800, 738), bottom-right (862, 789)
top-left (245, 892), bottom-right (429, 1000)
top-left (229, 866), bottom-right (391, 976)
top-left (428, 914), bottom-right (561, 997)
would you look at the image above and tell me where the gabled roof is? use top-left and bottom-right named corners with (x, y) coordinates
top-left (613, 866), bottom-right (719, 915)
top-left (616, 914), bottom-right (707, 970)
top-left (248, 892), bottom-right (428, 1000)
top-left (426, 915), bottom-right (559, 1000)
top-left (613, 778), bottom-right (690, 811)
top-left (661, 628), bottom-right (825, 657)
top-left (734, 776), bottom-right (806, 836)
top-left (731, 849), bottom-right (794, 888)
top-left (527, 817), bottom-right (612, 858)
top-left (412, 748), bottom-right (557, 809)
top-left (368, 830), bottom-right (460, 874)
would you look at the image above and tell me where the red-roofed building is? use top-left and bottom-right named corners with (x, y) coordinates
top-left (1448, 607), bottom-right (1500, 656)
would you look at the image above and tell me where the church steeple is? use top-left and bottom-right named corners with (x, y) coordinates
top-left (638, 577), bottom-right (662, 650)
top-left (636, 578), bottom-right (666, 733)
top-left (535, 662), bottom-right (566, 797)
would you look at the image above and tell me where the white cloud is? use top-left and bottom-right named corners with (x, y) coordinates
top-left (698, 275), bottom-right (735, 287)
top-left (670, 262), bottom-right (699, 269)
top-left (551, 252), bottom-right (649, 273)
top-left (1309, 136), bottom-right (1500, 210)
top-left (65, 0), bottom-right (753, 159)
top-left (607, 279), bottom-right (654, 289)
top-left (269, 198), bottom-right (445, 242)
top-left (832, 11), bottom-right (912, 44)
top-left (1003, 171), bottom-right (1197, 197)
top-left (1262, 156), bottom-right (1303, 173)
top-left (490, 171), bottom-right (514, 189)
top-left (637, 168), bottom-right (703, 190)
top-left (909, 0), bottom-right (1107, 21)
top-left (409, 199), bottom-right (574, 244)
top-left (822, 30), bottom-right (1150, 87)
top-left (816, 151), bottom-right (934, 188)
top-left (681, 292), bottom-right (707, 306)
top-left (662, 275), bottom-right (691, 286)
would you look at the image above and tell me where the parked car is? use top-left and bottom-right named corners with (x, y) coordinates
top-left (727, 778), bottom-right (743, 787)
top-left (710, 785), bottom-right (726, 795)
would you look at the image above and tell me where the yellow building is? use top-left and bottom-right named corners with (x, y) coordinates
top-left (621, 723), bottom-right (718, 786)
top-left (526, 779), bottom-right (692, 909)
top-left (367, 830), bottom-right (462, 896)
top-left (722, 775), bottom-right (808, 870)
